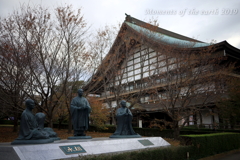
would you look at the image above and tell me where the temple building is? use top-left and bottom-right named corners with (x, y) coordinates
top-left (84, 14), bottom-right (240, 129)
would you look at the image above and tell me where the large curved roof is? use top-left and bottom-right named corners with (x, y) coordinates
top-left (83, 14), bottom-right (240, 94)
top-left (125, 22), bottom-right (210, 48)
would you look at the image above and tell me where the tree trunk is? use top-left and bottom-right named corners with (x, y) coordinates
top-left (58, 117), bottom-right (63, 130)
top-left (68, 115), bottom-right (72, 134)
top-left (12, 112), bottom-right (19, 132)
top-left (173, 121), bottom-right (180, 139)
top-left (48, 115), bottom-right (53, 128)
top-left (111, 109), bottom-right (116, 126)
top-left (199, 112), bottom-right (203, 127)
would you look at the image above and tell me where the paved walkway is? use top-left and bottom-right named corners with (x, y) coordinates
top-left (216, 151), bottom-right (240, 160)
top-left (199, 150), bottom-right (240, 160)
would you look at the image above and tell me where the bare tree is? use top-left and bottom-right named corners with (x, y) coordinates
top-left (0, 4), bottom-right (91, 128)
top-left (0, 24), bottom-right (30, 132)
top-left (86, 24), bottom-right (121, 125)
top-left (217, 77), bottom-right (240, 129)
top-left (144, 43), bottom-right (232, 138)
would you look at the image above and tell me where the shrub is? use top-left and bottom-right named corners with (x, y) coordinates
top-left (180, 132), bottom-right (240, 158)
top-left (77, 146), bottom-right (194, 160)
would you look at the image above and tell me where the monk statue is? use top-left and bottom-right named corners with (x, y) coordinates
top-left (110, 100), bottom-right (141, 138)
top-left (35, 112), bottom-right (60, 140)
top-left (68, 89), bottom-right (92, 139)
top-left (11, 99), bottom-right (54, 144)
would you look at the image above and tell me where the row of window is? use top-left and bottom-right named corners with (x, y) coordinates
top-left (114, 46), bottom-right (178, 84)
top-left (103, 83), bottom-right (218, 108)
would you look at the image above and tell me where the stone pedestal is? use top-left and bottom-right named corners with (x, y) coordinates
top-left (67, 136), bottom-right (92, 139)
top-left (11, 138), bottom-right (54, 145)
top-left (0, 137), bottom-right (170, 160)
top-left (109, 134), bottom-right (141, 138)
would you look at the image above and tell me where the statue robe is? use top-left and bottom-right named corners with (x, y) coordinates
top-left (36, 112), bottom-right (58, 138)
top-left (17, 109), bottom-right (49, 140)
top-left (70, 96), bottom-right (91, 131)
top-left (113, 107), bottom-right (137, 135)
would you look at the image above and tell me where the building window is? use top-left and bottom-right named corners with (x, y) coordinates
top-left (159, 67), bottom-right (167, 73)
top-left (149, 57), bottom-right (157, 64)
top-left (134, 63), bottom-right (141, 69)
top-left (158, 61), bottom-right (166, 67)
top-left (169, 64), bottom-right (177, 70)
top-left (149, 52), bottom-right (156, 58)
top-left (128, 71), bottom-right (134, 77)
top-left (121, 79), bottom-right (127, 84)
top-left (156, 79), bottom-right (161, 83)
top-left (135, 68), bottom-right (141, 74)
top-left (128, 76), bottom-right (134, 82)
top-left (141, 49), bottom-right (148, 57)
top-left (127, 60), bottom-right (133, 66)
top-left (111, 101), bottom-right (117, 108)
top-left (134, 57), bottom-right (141, 63)
top-left (134, 52), bottom-right (140, 58)
top-left (143, 66), bottom-right (149, 72)
top-left (129, 84), bottom-right (134, 91)
top-left (145, 95), bottom-right (150, 102)
top-left (143, 72), bottom-right (149, 78)
top-left (150, 70), bottom-right (156, 76)
top-left (144, 60), bottom-right (149, 65)
top-left (128, 65), bottom-right (133, 71)
top-left (135, 74), bottom-right (141, 80)
top-left (168, 58), bottom-right (176, 64)
top-left (158, 55), bottom-right (165, 61)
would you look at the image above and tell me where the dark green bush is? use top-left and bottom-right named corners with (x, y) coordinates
top-left (77, 132), bottom-right (240, 160)
top-left (133, 128), bottom-right (174, 138)
top-left (0, 119), bottom-right (14, 125)
top-left (180, 132), bottom-right (240, 158)
top-left (77, 146), bottom-right (195, 160)
top-left (51, 123), bottom-right (240, 139)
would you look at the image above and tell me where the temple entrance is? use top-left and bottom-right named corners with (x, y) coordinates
top-left (132, 111), bottom-right (172, 128)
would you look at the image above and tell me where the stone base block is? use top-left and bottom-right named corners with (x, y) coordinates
top-left (67, 136), bottom-right (92, 140)
top-left (1, 137), bottom-right (170, 160)
top-left (51, 137), bottom-right (61, 141)
top-left (11, 138), bottom-right (54, 145)
top-left (109, 134), bottom-right (141, 138)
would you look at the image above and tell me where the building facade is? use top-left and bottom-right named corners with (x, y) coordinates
top-left (84, 15), bottom-right (240, 129)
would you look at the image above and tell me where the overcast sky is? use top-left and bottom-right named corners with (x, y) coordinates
top-left (1, 0), bottom-right (240, 48)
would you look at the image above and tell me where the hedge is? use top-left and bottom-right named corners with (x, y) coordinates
top-left (2, 120), bottom-right (239, 139)
top-left (180, 132), bottom-right (240, 158)
top-left (0, 119), bottom-right (14, 125)
top-left (77, 146), bottom-right (195, 160)
top-left (77, 133), bottom-right (240, 160)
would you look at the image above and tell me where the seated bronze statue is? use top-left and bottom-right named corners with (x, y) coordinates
top-left (110, 100), bottom-right (141, 138)
top-left (35, 112), bottom-right (60, 140)
top-left (11, 99), bottom-right (55, 144)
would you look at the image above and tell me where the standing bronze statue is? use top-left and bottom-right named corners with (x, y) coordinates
top-left (110, 100), bottom-right (141, 138)
top-left (68, 89), bottom-right (92, 139)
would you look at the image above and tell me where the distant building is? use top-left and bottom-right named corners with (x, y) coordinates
top-left (84, 14), bottom-right (240, 128)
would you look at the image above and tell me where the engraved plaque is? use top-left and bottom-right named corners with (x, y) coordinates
top-left (59, 144), bottom-right (86, 155)
top-left (138, 139), bottom-right (154, 146)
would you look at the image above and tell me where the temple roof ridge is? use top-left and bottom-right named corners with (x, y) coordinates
top-left (124, 14), bottom-right (205, 44)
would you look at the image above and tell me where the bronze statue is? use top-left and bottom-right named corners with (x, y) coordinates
top-left (35, 112), bottom-right (60, 140)
top-left (110, 100), bottom-right (141, 138)
top-left (11, 99), bottom-right (54, 144)
top-left (68, 89), bottom-right (92, 139)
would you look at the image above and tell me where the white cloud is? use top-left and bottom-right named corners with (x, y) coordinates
top-left (0, 0), bottom-right (240, 48)
top-left (227, 35), bottom-right (240, 48)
